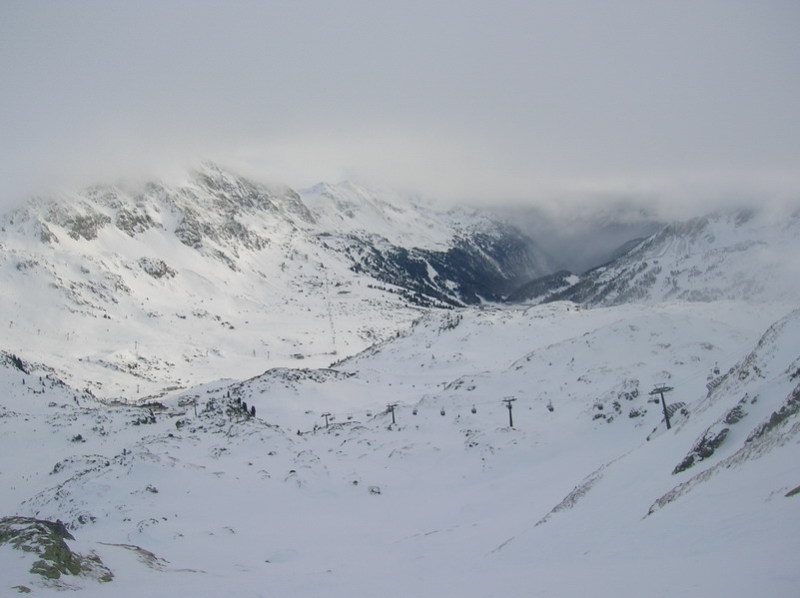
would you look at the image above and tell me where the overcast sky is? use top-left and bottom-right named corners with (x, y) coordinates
top-left (1, 1), bottom-right (798, 215)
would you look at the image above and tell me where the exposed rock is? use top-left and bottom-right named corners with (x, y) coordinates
top-left (138, 257), bottom-right (176, 280)
top-left (116, 208), bottom-right (157, 236)
top-left (338, 225), bottom-right (546, 306)
top-left (66, 213), bottom-right (111, 241)
top-left (0, 516), bottom-right (113, 583)
top-left (673, 427), bottom-right (729, 474)
top-left (746, 387), bottom-right (800, 443)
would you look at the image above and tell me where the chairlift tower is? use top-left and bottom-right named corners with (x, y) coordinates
top-left (502, 397), bottom-right (517, 428)
top-left (649, 385), bottom-right (674, 430)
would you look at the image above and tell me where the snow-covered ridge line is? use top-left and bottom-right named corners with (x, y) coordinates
top-left (2, 167), bottom-right (799, 596)
top-left (0, 163), bottom-right (549, 399)
top-left (510, 206), bottom-right (800, 306)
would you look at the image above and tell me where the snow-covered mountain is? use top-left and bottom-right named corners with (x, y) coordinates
top-left (510, 207), bottom-right (800, 306)
top-left (1, 171), bottom-right (798, 597)
top-left (1, 298), bottom-right (798, 596)
top-left (0, 163), bottom-right (550, 399)
top-left (304, 180), bottom-right (552, 306)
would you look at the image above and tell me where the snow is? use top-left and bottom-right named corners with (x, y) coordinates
top-left (568, 207), bottom-right (800, 306)
top-left (0, 169), bottom-right (553, 399)
top-left (1, 297), bottom-right (798, 596)
top-left (1, 179), bottom-right (799, 596)
top-left (300, 181), bottom-right (456, 250)
top-left (0, 177), bottom-right (430, 399)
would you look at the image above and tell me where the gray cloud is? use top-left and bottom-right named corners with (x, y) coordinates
top-left (2, 1), bottom-right (799, 214)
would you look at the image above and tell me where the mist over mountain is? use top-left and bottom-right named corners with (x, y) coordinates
top-left (1, 164), bottom-right (799, 597)
top-left (0, 163), bottom-right (554, 398)
top-left (497, 202), bottom-right (664, 273)
top-left (545, 207), bottom-right (800, 306)
top-left (3, 1), bottom-right (799, 592)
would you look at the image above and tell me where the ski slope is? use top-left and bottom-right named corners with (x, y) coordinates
top-left (1, 298), bottom-right (798, 596)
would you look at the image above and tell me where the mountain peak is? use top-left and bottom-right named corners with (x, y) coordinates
top-left (0, 165), bottom-right (552, 397)
top-left (542, 206), bottom-right (800, 307)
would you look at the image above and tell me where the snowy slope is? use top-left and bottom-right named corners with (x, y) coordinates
top-left (1, 298), bottom-right (798, 596)
top-left (529, 207), bottom-right (800, 306)
top-left (301, 181), bottom-right (455, 249)
top-left (504, 307), bottom-right (800, 597)
top-left (0, 164), bottom-right (547, 400)
top-left (1, 173), bottom-right (799, 596)
top-left (304, 180), bottom-right (553, 306)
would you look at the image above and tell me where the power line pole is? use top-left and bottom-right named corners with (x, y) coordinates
top-left (649, 385), bottom-right (674, 430)
top-left (503, 397), bottom-right (517, 428)
top-left (323, 270), bottom-right (337, 355)
top-left (387, 403), bottom-right (397, 426)
top-left (321, 412), bottom-right (332, 428)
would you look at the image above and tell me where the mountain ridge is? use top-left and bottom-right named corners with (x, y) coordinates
top-left (508, 206), bottom-right (800, 306)
top-left (0, 164), bottom-right (551, 399)
top-left (1, 169), bottom-right (799, 596)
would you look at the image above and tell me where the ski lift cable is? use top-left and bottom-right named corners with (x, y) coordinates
top-left (344, 334), bottom-right (768, 422)
top-left (651, 335), bottom-right (770, 391)
top-left (366, 351), bottom-right (785, 423)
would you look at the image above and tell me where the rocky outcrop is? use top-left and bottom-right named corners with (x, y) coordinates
top-left (0, 516), bottom-right (113, 583)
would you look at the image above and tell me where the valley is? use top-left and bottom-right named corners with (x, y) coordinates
top-left (1, 168), bottom-right (798, 596)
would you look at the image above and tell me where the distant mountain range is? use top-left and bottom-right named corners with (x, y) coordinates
top-left (508, 207), bottom-right (800, 306)
top-left (3, 165), bottom-right (797, 401)
top-left (0, 163), bottom-right (551, 398)
top-left (1, 166), bottom-right (799, 596)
